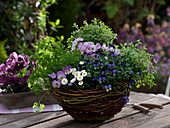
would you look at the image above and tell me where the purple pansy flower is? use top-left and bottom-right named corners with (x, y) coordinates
top-left (49, 72), bottom-right (57, 79)
top-left (63, 65), bottom-right (71, 74)
top-left (96, 43), bottom-right (101, 50)
top-left (68, 83), bottom-right (72, 86)
top-left (115, 50), bottom-right (121, 55)
top-left (52, 80), bottom-right (61, 88)
top-left (85, 45), bottom-right (92, 54)
top-left (102, 44), bottom-right (107, 51)
top-left (0, 63), bottom-right (7, 72)
top-left (91, 45), bottom-right (96, 52)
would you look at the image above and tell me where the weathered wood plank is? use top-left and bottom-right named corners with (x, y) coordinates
top-left (59, 93), bottom-right (170, 128)
top-left (0, 113), bottom-right (37, 125)
top-left (95, 103), bottom-right (170, 128)
top-left (27, 114), bottom-right (74, 128)
top-left (1, 92), bottom-right (169, 128)
top-left (0, 111), bottom-right (66, 128)
top-left (91, 97), bottom-right (170, 128)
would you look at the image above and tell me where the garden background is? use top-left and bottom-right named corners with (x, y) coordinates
top-left (0, 0), bottom-right (169, 94)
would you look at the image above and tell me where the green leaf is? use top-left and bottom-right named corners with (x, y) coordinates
top-left (123, 0), bottom-right (134, 6)
top-left (55, 19), bottom-right (60, 25)
top-left (102, 5), bottom-right (119, 19)
top-left (50, 22), bottom-right (55, 27)
top-left (60, 35), bottom-right (64, 41)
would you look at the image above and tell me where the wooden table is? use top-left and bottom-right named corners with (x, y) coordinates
top-left (0, 92), bottom-right (170, 128)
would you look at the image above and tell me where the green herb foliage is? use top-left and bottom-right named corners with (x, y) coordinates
top-left (67, 18), bottom-right (117, 48)
top-left (28, 36), bottom-right (81, 94)
top-left (120, 40), bottom-right (157, 88)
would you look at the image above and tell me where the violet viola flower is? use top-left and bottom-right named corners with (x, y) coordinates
top-left (85, 45), bottom-right (92, 54)
top-left (85, 42), bottom-right (94, 46)
top-left (68, 83), bottom-right (72, 86)
top-left (96, 43), bottom-right (101, 50)
top-left (91, 45), bottom-right (96, 52)
top-left (78, 45), bottom-right (85, 55)
top-left (92, 77), bottom-right (97, 81)
top-left (115, 50), bottom-right (121, 55)
top-left (57, 71), bottom-right (66, 80)
top-left (9, 52), bottom-right (18, 60)
top-left (17, 54), bottom-right (29, 67)
top-left (90, 53), bottom-right (96, 58)
top-left (63, 65), bottom-right (71, 75)
top-left (123, 96), bottom-right (129, 104)
top-left (102, 44), bottom-right (107, 51)
top-left (48, 72), bottom-right (57, 79)
top-left (52, 80), bottom-right (61, 88)
top-left (105, 84), bottom-right (112, 92)
top-left (75, 37), bottom-right (84, 42)
top-left (0, 63), bottom-right (7, 72)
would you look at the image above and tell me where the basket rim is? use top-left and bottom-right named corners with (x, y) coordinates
top-left (51, 82), bottom-right (129, 97)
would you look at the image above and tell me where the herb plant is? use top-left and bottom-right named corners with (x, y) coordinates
top-left (49, 38), bottom-right (157, 92)
top-left (67, 18), bottom-right (117, 48)
top-left (28, 36), bottom-right (81, 94)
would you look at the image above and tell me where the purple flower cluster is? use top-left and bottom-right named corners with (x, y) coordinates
top-left (0, 52), bottom-right (29, 73)
top-left (117, 10), bottom-right (170, 86)
top-left (71, 37), bottom-right (122, 59)
top-left (0, 52), bottom-right (32, 93)
top-left (49, 65), bottom-right (72, 88)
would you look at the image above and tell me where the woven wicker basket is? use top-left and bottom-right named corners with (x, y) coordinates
top-left (51, 83), bottom-right (130, 121)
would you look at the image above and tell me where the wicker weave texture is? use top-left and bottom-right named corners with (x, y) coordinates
top-left (52, 84), bottom-right (130, 121)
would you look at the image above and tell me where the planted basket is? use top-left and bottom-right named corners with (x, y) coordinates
top-left (51, 83), bottom-right (130, 121)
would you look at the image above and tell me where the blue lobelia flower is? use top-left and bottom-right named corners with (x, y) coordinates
top-left (122, 96), bottom-right (129, 104)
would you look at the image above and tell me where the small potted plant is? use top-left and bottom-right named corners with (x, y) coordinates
top-left (0, 52), bottom-right (56, 109)
top-left (29, 19), bottom-right (157, 121)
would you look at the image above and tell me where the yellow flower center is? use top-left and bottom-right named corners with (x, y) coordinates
top-left (55, 83), bottom-right (59, 87)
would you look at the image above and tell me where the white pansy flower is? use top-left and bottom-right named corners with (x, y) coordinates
top-left (61, 78), bottom-right (68, 85)
top-left (69, 68), bottom-right (73, 73)
top-left (81, 70), bottom-right (86, 73)
top-left (64, 70), bottom-right (70, 75)
top-left (78, 81), bottom-right (83, 85)
top-left (57, 74), bottom-right (66, 80)
top-left (72, 72), bottom-right (76, 75)
top-left (74, 71), bottom-right (81, 78)
top-left (72, 68), bottom-right (76, 72)
top-left (79, 61), bottom-right (84, 65)
top-left (77, 75), bottom-right (83, 81)
top-left (70, 78), bottom-right (76, 83)
top-left (82, 71), bottom-right (87, 77)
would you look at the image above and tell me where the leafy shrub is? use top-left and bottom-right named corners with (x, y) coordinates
top-left (0, 0), bottom-right (56, 55)
top-left (28, 36), bottom-right (81, 94)
top-left (67, 18), bottom-right (117, 48)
